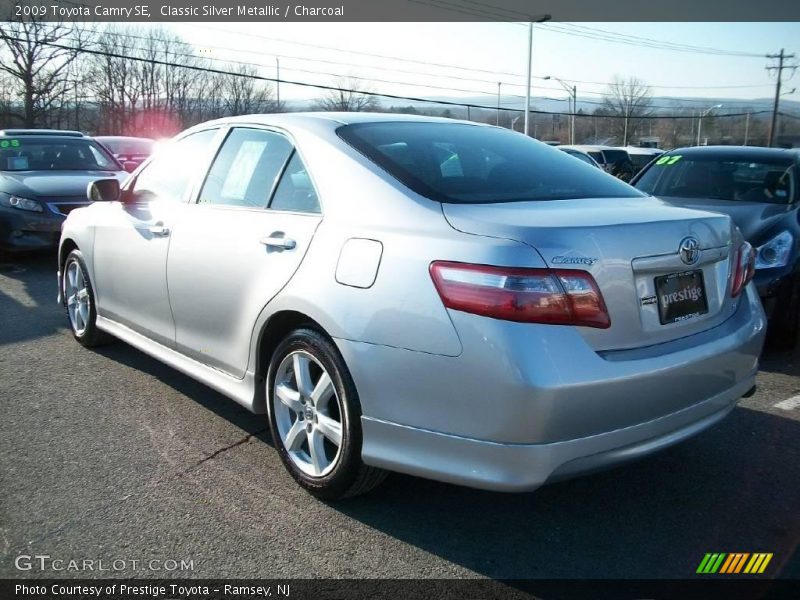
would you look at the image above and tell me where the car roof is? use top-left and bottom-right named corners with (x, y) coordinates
top-left (189, 111), bottom-right (493, 134)
top-left (664, 145), bottom-right (800, 161)
top-left (0, 129), bottom-right (87, 138)
top-left (624, 146), bottom-right (664, 155)
top-left (557, 144), bottom-right (632, 155)
top-left (95, 135), bottom-right (155, 142)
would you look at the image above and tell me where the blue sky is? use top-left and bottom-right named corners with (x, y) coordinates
top-left (168, 22), bottom-right (800, 110)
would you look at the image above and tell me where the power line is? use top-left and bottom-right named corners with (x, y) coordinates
top-left (77, 31), bottom-right (779, 113)
top-left (5, 36), bottom-right (778, 122)
top-left (180, 24), bottom-right (774, 92)
top-left (546, 23), bottom-right (764, 58)
top-left (409, 0), bottom-right (766, 58)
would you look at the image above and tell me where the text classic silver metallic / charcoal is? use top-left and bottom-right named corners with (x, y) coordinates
top-left (58, 113), bottom-right (766, 499)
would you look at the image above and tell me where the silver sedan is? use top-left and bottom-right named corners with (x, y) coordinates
top-left (58, 113), bottom-right (766, 499)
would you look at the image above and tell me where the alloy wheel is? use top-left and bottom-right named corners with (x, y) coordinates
top-left (64, 259), bottom-right (90, 336)
top-left (272, 350), bottom-right (344, 477)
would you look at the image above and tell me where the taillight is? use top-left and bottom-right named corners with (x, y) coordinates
top-left (731, 242), bottom-right (756, 298)
top-left (429, 261), bottom-right (610, 328)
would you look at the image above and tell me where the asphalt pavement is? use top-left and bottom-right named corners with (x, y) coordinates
top-left (1, 252), bottom-right (798, 580)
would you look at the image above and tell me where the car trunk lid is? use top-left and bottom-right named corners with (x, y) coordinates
top-left (442, 196), bottom-right (738, 351)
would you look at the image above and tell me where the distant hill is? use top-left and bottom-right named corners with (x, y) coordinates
top-left (287, 95), bottom-right (800, 117)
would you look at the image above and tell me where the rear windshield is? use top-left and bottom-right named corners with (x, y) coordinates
top-left (337, 122), bottom-right (643, 204)
top-left (601, 149), bottom-right (631, 165)
top-left (634, 154), bottom-right (797, 204)
top-left (100, 138), bottom-right (153, 156)
top-left (0, 137), bottom-right (119, 172)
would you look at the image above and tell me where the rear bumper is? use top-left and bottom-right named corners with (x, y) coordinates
top-left (340, 283), bottom-right (766, 492)
top-left (361, 375), bottom-right (753, 492)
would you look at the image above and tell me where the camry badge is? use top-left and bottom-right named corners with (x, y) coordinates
top-left (679, 237), bottom-right (700, 266)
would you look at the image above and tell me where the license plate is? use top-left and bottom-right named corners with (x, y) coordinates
top-left (654, 270), bottom-right (708, 325)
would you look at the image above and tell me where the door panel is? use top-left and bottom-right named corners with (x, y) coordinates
top-left (168, 207), bottom-right (320, 376)
top-left (92, 128), bottom-right (220, 346)
top-left (93, 201), bottom-right (183, 347)
top-left (166, 127), bottom-right (322, 378)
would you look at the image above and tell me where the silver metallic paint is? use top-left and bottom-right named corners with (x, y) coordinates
top-left (59, 113), bottom-right (767, 492)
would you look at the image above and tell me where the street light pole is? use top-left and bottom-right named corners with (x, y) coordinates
top-left (523, 14), bottom-right (551, 137)
top-left (571, 84), bottom-right (576, 144)
top-left (524, 23), bottom-right (532, 136)
top-left (697, 104), bottom-right (722, 146)
top-left (544, 75), bottom-right (576, 144)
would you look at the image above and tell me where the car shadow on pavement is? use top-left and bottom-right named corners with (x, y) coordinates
top-left (336, 406), bottom-right (800, 580)
top-left (93, 342), bottom-right (271, 443)
top-left (759, 344), bottom-right (799, 376)
top-left (0, 251), bottom-right (64, 345)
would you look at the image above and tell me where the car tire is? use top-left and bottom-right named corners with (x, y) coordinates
top-left (768, 280), bottom-right (800, 350)
top-left (266, 327), bottom-right (387, 500)
top-left (63, 249), bottom-right (110, 348)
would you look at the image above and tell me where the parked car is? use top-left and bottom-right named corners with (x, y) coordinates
top-left (632, 145), bottom-right (799, 348)
top-left (58, 114), bottom-right (765, 499)
top-left (625, 146), bottom-right (665, 174)
top-left (558, 144), bottom-right (636, 180)
top-left (95, 136), bottom-right (155, 172)
top-left (558, 147), bottom-right (602, 168)
top-left (0, 129), bottom-right (128, 253)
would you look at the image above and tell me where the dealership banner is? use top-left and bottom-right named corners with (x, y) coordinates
top-left (2, 0), bottom-right (800, 22)
top-left (3, 579), bottom-right (800, 600)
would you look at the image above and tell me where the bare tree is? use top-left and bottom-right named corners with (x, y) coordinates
top-left (0, 18), bottom-right (90, 127)
top-left (221, 64), bottom-right (278, 116)
top-left (312, 77), bottom-right (379, 112)
top-left (601, 76), bottom-right (653, 145)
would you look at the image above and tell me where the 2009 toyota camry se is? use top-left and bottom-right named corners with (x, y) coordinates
top-left (58, 113), bottom-right (766, 499)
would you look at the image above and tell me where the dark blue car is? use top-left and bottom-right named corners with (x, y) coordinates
top-left (633, 145), bottom-right (800, 348)
top-left (0, 129), bottom-right (128, 253)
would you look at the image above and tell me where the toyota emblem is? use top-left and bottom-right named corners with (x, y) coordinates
top-left (679, 237), bottom-right (700, 265)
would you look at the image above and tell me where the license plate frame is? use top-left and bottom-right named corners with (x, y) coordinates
top-left (654, 269), bottom-right (708, 325)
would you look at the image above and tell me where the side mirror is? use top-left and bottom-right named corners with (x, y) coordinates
top-left (123, 161), bottom-right (138, 173)
top-left (87, 178), bottom-right (121, 202)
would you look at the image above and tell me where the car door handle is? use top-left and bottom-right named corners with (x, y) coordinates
top-left (260, 233), bottom-right (296, 250)
top-left (148, 223), bottom-right (170, 237)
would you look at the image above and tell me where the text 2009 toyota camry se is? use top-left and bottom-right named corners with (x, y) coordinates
top-left (58, 113), bottom-right (766, 499)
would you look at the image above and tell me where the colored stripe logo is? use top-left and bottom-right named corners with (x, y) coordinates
top-left (697, 553), bottom-right (773, 574)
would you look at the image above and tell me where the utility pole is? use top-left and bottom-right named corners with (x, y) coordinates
top-left (276, 57), bottom-right (281, 109)
top-left (744, 112), bottom-right (750, 145)
top-left (766, 49), bottom-right (797, 147)
top-left (623, 105), bottom-right (629, 146)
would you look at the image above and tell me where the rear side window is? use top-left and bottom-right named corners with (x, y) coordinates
top-left (269, 152), bottom-right (320, 213)
top-left (199, 128), bottom-right (292, 208)
top-left (337, 122), bottom-right (642, 203)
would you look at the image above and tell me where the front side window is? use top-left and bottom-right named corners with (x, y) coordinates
top-left (338, 122), bottom-right (642, 204)
top-left (635, 155), bottom-right (797, 204)
top-left (131, 129), bottom-right (218, 203)
top-left (199, 128), bottom-right (292, 208)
